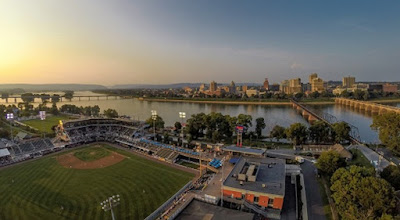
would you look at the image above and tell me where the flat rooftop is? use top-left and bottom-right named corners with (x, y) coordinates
top-left (175, 200), bottom-right (254, 220)
top-left (224, 145), bottom-right (265, 156)
top-left (223, 157), bottom-right (286, 196)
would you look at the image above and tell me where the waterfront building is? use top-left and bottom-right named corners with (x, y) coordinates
top-left (222, 157), bottom-right (286, 219)
top-left (210, 81), bottom-right (217, 92)
top-left (279, 80), bottom-right (290, 94)
top-left (230, 81), bottom-right (237, 94)
top-left (246, 89), bottom-right (259, 97)
top-left (383, 83), bottom-right (399, 93)
top-left (342, 76), bottom-right (356, 88)
top-left (263, 78), bottom-right (269, 90)
top-left (309, 73), bottom-right (325, 92)
top-left (199, 84), bottom-right (206, 92)
top-left (242, 85), bottom-right (248, 92)
top-left (289, 78), bottom-right (302, 94)
top-left (309, 73), bottom-right (318, 84)
top-left (269, 84), bottom-right (280, 92)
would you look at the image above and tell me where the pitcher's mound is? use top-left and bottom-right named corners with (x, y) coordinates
top-left (57, 151), bottom-right (126, 169)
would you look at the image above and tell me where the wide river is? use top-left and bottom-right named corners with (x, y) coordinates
top-left (3, 91), bottom-right (399, 143)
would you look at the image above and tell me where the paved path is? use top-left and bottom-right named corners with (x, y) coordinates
top-left (301, 161), bottom-right (326, 220)
top-left (349, 145), bottom-right (390, 169)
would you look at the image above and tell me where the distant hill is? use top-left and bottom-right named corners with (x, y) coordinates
top-left (111, 83), bottom-right (262, 89)
top-left (0, 84), bottom-right (107, 92)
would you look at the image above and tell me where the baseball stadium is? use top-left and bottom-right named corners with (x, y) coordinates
top-left (0, 118), bottom-right (201, 220)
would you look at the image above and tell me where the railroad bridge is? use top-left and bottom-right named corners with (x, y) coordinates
top-left (335, 98), bottom-right (400, 115)
top-left (290, 99), bottom-right (362, 143)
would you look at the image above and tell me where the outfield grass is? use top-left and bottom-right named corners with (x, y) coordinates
top-left (0, 145), bottom-right (194, 220)
top-left (74, 146), bottom-right (111, 162)
top-left (23, 115), bottom-right (71, 134)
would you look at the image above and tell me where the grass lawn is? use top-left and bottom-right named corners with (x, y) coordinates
top-left (73, 146), bottom-right (111, 162)
top-left (348, 149), bottom-right (374, 168)
top-left (0, 144), bottom-right (194, 220)
top-left (23, 115), bottom-right (71, 134)
top-left (178, 161), bottom-right (199, 169)
top-left (317, 177), bottom-right (334, 220)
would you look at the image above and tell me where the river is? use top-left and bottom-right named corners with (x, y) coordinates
top-left (2, 91), bottom-right (398, 143)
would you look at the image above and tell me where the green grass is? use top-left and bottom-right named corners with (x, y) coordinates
top-left (0, 145), bottom-right (194, 220)
top-left (73, 146), bottom-right (111, 162)
top-left (23, 115), bottom-right (71, 134)
top-left (348, 149), bottom-right (374, 168)
top-left (178, 161), bottom-right (199, 169)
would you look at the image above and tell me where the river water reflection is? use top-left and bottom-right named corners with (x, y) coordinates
top-left (2, 91), bottom-right (398, 143)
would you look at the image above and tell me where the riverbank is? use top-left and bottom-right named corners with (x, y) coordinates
top-left (369, 98), bottom-right (400, 104)
top-left (140, 98), bottom-right (335, 105)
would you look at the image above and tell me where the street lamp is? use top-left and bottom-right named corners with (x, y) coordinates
top-left (100, 194), bottom-right (120, 220)
top-left (151, 110), bottom-right (157, 141)
top-left (179, 112), bottom-right (186, 147)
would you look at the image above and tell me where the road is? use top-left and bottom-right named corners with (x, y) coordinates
top-left (349, 145), bottom-right (390, 169)
top-left (378, 148), bottom-right (400, 166)
top-left (301, 160), bottom-right (326, 220)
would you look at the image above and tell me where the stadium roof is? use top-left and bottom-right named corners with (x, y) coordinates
top-left (0, 148), bottom-right (10, 157)
top-left (223, 157), bottom-right (286, 196)
top-left (224, 145), bottom-right (265, 156)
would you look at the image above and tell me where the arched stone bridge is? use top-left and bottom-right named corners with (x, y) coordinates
top-left (335, 98), bottom-right (400, 115)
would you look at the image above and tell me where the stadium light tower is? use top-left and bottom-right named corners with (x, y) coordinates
top-left (100, 194), bottom-right (120, 220)
top-left (179, 112), bottom-right (186, 147)
top-left (151, 110), bottom-right (157, 140)
top-left (5, 112), bottom-right (14, 143)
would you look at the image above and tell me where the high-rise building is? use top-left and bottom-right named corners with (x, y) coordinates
top-left (230, 81), bottom-right (236, 94)
top-left (309, 73), bottom-right (318, 84)
top-left (342, 76), bottom-right (356, 88)
top-left (242, 85), bottom-right (248, 92)
top-left (280, 80), bottom-right (290, 94)
top-left (263, 78), bottom-right (269, 90)
top-left (199, 84), bottom-right (206, 92)
top-left (210, 81), bottom-right (217, 92)
top-left (289, 78), bottom-right (302, 94)
top-left (311, 77), bottom-right (325, 92)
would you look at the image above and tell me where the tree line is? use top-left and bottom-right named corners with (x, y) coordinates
top-left (270, 121), bottom-right (352, 145)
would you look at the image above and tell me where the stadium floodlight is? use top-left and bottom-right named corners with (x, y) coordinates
top-left (5, 112), bottom-right (14, 143)
top-left (100, 195), bottom-right (120, 220)
top-left (151, 110), bottom-right (157, 140)
top-left (179, 112), bottom-right (186, 147)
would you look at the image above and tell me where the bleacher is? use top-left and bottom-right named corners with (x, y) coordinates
top-left (140, 139), bottom-right (200, 156)
top-left (209, 158), bottom-right (222, 169)
top-left (10, 138), bottom-right (55, 157)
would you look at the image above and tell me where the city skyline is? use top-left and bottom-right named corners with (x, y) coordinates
top-left (1, 0), bottom-right (400, 85)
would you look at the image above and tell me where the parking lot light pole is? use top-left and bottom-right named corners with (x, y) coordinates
top-left (100, 195), bottom-right (120, 220)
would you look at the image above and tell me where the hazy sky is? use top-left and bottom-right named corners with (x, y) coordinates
top-left (1, 0), bottom-right (400, 85)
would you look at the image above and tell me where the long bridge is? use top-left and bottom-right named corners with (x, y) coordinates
top-left (1, 95), bottom-right (135, 103)
top-left (290, 99), bottom-right (362, 144)
top-left (335, 98), bottom-right (400, 115)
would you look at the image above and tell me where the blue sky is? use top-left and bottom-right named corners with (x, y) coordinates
top-left (0, 0), bottom-right (399, 85)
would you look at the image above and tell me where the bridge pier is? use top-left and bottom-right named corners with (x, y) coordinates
top-left (14, 98), bottom-right (17, 103)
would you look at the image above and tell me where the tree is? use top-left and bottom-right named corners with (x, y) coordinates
top-left (50, 103), bottom-right (59, 115)
top-left (255, 117), bottom-right (266, 139)
top-left (40, 93), bottom-right (51, 103)
top-left (308, 121), bottom-right (333, 144)
top-left (316, 150), bottom-right (345, 176)
top-left (286, 123), bottom-right (308, 145)
top-left (237, 114), bottom-right (253, 131)
top-left (1, 93), bottom-right (9, 100)
top-left (64, 91), bottom-right (74, 101)
top-left (145, 115), bottom-right (165, 129)
top-left (174, 121), bottom-right (182, 131)
top-left (331, 166), bottom-right (397, 220)
top-left (371, 112), bottom-right (400, 152)
top-left (185, 113), bottom-right (207, 140)
top-left (380, 165), bottom-right (400, 190)
top-left (103, 108), bottom-right (119, 118)
top-left (340, 90), bottom-right (351, 98)
top-left (21, 93), bottom-right (34, 103)
top-left (294, 92), bottom-right (304, 99)
top-left (332, 122), bottom-right (351, 143)
top-left (270, 125), bottom-right (287, 141)
top-left (51, 94), bottom-right (61, 103)
top-left (309, 91), bottom-right (320, 99)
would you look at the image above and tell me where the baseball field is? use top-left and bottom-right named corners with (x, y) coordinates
top-left (0, 144), bottom-right (195, 220)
